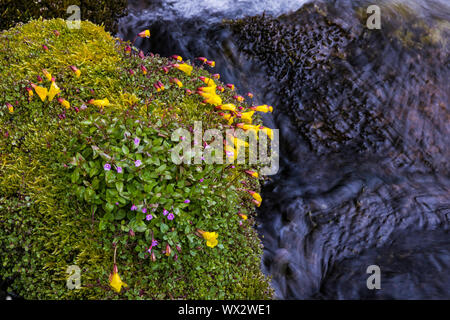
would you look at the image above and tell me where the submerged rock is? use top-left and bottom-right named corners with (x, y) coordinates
top-left (230, 2), bottom-right (449, 173)
top-left (230, 1), bottom-right (449, 299)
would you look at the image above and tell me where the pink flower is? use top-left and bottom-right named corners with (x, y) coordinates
top-left (116, 166), bottom-right (123, 173)
top-left (146, 214), bottom-right (153, 221)
top-left (142, 208), bottom-right (147, 214)
top-left (167, 213), bottom-right (174, 220)
top-left (134, 137), bottom-right (140, 146)
top-left (135, 160), bottom-right (142, 167)
top-left (131, 205), bottom-right (137, 211)
top-left (163, 209), bottom-right (169, 216)
top-left (199, 178), bottom-right (204, 182)
top-left (104, 163), bottom-right (111, 171)
top-left (184, 199), bottom-right (190, 204)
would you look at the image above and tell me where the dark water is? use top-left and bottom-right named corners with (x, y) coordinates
top-left (116, 0), bottom-right (450, 299)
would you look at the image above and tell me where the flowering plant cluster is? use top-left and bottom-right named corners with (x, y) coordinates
top-left (0, 18), bottom-right (273, 299)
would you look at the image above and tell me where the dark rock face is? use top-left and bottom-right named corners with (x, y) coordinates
top-left (230, 3), bottom-right (449, 173)
top-left (230, 2), bottom-right (450, 299)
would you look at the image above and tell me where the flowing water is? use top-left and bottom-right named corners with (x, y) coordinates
top-left (116, 0), bottom-right (450, 299)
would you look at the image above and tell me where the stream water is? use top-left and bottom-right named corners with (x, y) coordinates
top-left (117, 0), bottom-right (450, 299)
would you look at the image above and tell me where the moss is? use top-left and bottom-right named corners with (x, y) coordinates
top-left (0, 18), bottom-right (273, 299)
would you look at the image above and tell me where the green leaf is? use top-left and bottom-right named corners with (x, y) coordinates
top-left (160, 223), bottom-right (169, 233)
top-left (115, 181), bottom-right (124, 193)
top-left (71, 169), bottom-right (80, 183)
top-left (105, 202), bottom-right (115, 212)
top-left (115, 210), bottom-right (126, 220)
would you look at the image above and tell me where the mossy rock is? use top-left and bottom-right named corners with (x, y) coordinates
top-left (0, 18), bottom-right (273, 299)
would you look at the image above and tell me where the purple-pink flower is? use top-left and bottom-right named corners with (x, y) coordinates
top-left (167, 213), bottom-right (174, 220)
top-left (134, 137), bottom-right (140, 146)
top-left (152, 240), bottom-right (158, 247)
top-left (199, 178), bottom-right (204, 182)
top-left (146, 214), bottom-right (153, 221)
top-left (163, 209), bottom-right (169, 216)
top-left (116, 166), bottom-right (123, 173)
top-left (142, 208), bottom-right (147, 213)
top-left (135, 160), bottom-right (142, 167)
top-left (104, 163), bottom-right (111, 171)
top-left (131, 205), bottom-right (137, 211)
top-left (184, 199), bottom-right (190, 204)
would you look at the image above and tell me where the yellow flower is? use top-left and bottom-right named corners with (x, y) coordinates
top-left (201, 93), bottom-right (222, 106)
top-left (57, 98), bottom-right (70, 109)
top-left (238, 213), bottom-right (248, 220)
top-left (248, 190), bottom-right (262, 203)
top-left (42, 69), bottom-right (52, 81)
top-left (70, 66), bottom-right (81, 77)
top-left (138, 29), bottom-right (151, 38)
top-left (197, 86), bottom-right (216, 94)
top-left (88, 98), bottom-right (110, 108)
top-left (245, 170), bottom-right (259, 178)
top-left (206, 238), bottom-right (218, 248)
top-left (6, 103), bottom-right (14, 113)
top-left (170, 78), bottom-right (183, 87)
top-left (199, 76), bottom-right (216, 87)
top-left (32, 84), bottom-right (48, 102)
top-left (238, 111), bottom-right (254, 123)
top-left (200, 231), bottom-right (219, 248)
top-left (236, 123), bottom-right (259, 131)
top-left (48, 81), bottom-right (60, 102)
top-left (26, 87), bottom-right (33, 97)
top-left (109, 265), bottom-right (127, 293)
top-left (174, 63), bottom-right (193, 75)
top-left (215, 104), bottom-right (236, 112)
top-left (250, 105), bottom-right (273, 113)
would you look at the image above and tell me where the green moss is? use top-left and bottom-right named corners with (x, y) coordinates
top-left (0, 19), bottom-right (273, 299)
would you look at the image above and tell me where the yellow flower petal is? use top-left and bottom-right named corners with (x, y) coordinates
top-left (34, 85), bottom-right (48, 102)
top-left (175, 63), bottom-right (193, 75)
top-left (109, 271), bottom-right (127, 293)
top-left (48, 81), bottom-right (60, 101)
top-left (206, 238), bottom-right (218, 248)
